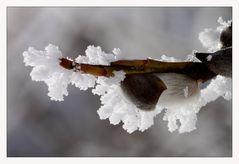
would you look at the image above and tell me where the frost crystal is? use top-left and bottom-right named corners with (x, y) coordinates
top-left (23, 17), bottom-right (232, 133)
top-left (23, 44), bottom-right (120, 100)
top-left (75, 46), bottom-right (120, 65)
top-left (186, 53), bottom-right (201, 62)
top-left (207, 55), bottom-right (212, 61)
top-left (198, 17), bottom-right (232, 52)
top-left (23, 45), bottom-right (72, 101)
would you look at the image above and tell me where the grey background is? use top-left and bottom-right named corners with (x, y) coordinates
top-left (7, 7), bottom-right (232, 157)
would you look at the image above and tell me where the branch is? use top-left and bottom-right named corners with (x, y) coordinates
top-left (59, 58), bottom-right (216, 82)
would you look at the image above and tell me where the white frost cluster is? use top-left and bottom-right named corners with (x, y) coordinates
top-left (23, 45), bottom-right (121, 100)
top-left (198, 17), bottom-right (232, 52)
top-left (23, 45), bottom-right (72, 101)
top-left (161, 75), bottom-right (231, 133)
top-left (23, 17), bottom-right (232, 133)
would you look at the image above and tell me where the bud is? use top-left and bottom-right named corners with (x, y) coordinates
top-left (220, 22), bottom-right (232, 48)
top-left (196, 23), bottom-right (232, 78)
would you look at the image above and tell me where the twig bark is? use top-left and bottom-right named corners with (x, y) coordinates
top-left (59, 58), bottom-right (216, 82)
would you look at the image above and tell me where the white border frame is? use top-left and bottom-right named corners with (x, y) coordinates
top-left (1, 0), bottom-right (238, 163)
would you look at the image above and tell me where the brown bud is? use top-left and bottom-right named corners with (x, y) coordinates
top-left (59, 58), bottom-right (74, 70)
top-left (220, 23), bottom-right (232, 48)
top-left (121, 74), bottom-right (167, 110)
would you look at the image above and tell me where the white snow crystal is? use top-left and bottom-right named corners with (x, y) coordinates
top-left (199, 76), bottom-right (232, 105)
top-left (207, 55), bottom-right (212, 61)
top-left (198, 17), bottom-right (232, 52)
top-left (23, 44), bottom-right (72, 101)
top-left (75, 45), bottom-right (122, 65)
top-left (23, 44), bottom-right (121, 101)
top-left (112, 48), bottom-right (122, 57)
top-left (186, 50), bottom-right (202, 62)
top-left (23, 17), bottom-right (232, 133)
top-left (160, 54), bottom-right (181, 62)
top-left (70, 72), bottom-right (96, 91)
top-left (161, 75), bottom-right (231, 133)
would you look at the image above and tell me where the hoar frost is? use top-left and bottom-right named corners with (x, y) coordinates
top-left (199, 17), bottom-right (232, 52)
top-left (23, 17), bottom-right (232, 133)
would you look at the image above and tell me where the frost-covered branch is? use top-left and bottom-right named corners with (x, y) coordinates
top-left (22, 17), bottom-right (232, 133)
top-left (59, 57), bottom-right (217, 82)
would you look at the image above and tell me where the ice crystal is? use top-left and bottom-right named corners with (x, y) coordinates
top-left (198, 17), bottom-right (232, 52)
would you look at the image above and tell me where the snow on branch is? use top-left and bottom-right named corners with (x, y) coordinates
top-left (23, 17), bottom-right (232, 133)
top-left (199, 17), bottom-right (232, 52)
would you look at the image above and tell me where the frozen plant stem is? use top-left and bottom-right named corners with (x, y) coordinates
top-left (23, 17), bottom-right (232, 133)
top-left (59, 57), bottom-right (217, 83)
top-left (23, 44), bottom-right (232, 133)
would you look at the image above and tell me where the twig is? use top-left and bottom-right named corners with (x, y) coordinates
top-left (59, 58), bottom-right (216, 82)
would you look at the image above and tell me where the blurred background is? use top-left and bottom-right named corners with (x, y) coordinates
top-left (7, 7), bottom-right (232, 157)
